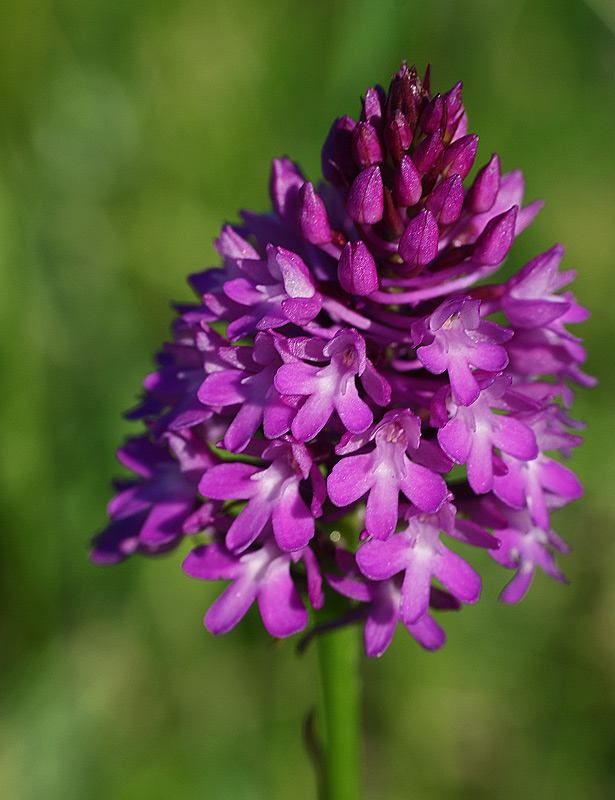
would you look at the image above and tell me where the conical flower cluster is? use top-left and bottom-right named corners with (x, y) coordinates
top-left (93, 63), bottom-right (592, 656)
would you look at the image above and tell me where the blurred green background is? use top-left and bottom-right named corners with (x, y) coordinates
top-left (1, 0), bottom-right (614, 797)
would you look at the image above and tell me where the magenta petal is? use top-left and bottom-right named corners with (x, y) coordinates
top-left (540, 458), bottom-right (583, 500)
top-left (292, 392), bottom-right (333, 441)
top-left (400, 461), bottom-right (448, 513)
top-left (274, 361), bottom-right (318, 394)
top-left (365, 473), bottom-right (401, 539)
top-left (297, 181), bottom-right (332, 245)
top-left (205, 576), bottom-right (258, 635)
top-left (199, 463), bottom-right (259, 499)
top-left (327, 454), bottom-right (375, 508)
top-left (405, 615), bottom-right (446, 651)
top-left (139, 501), bottom-right (191, 547)
top-left (400, 557), bottom-right (434, 624)
top-left (499, 566), bottom-right (535, 604)
top-left (281, 295), bottom-right (323, 324)
top-left (438, 415), bottom-right (472, 464)
top-left (258, 558), bottom-right (308, 637)
top-left (226, 498), bottom-right (273, 552)
top-left (466, 434), bottom-right (496, 494)
top-left (182, 542), bottom-right (242, 581)
top-left (223, 401), bottom-right (264, 453)
top-left (327, 573), bottom-right (371, 603)
top-left (302, 546), bottom-right (324, 609)
top-left (364, 594), bottom-right (398, 658)
top-left (272, 482), bottom-right (314, 551)
top-left (198, 370), bottom-right (244, 406)
top-left (435, 549), bottom-right (481, 604)
top-left (447, 357), bottom-right (480, 406)
top-left (492, 416), bottom-right (538, 461)
top-left (335, 387), bottom-right (373, 434)
top-left (394, 155), bottom-right (422, 207)
top-left (356, 536), bottom-right (407, 580)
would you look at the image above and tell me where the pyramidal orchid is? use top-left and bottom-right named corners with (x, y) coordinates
top-left (93, 61), bottom-right (592, 798)
top-left (91, 63), bottom-right (594, 800)
top-left (94, 60), bottom-right (591, 654)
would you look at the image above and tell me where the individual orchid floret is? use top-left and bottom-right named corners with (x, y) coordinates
top-left (436, 374), bottom-right (539, 494)
top-left (327, 409), bottom-right (448, 539)
top-left (355, 501), bottom-right (495, 626)
top-left (487, 503), bottom-right (569, 604)
top-left (501, 244), bottom-right (577, 329)
top-left (183, 534), bottom-right (324, 637)
top-left (274, 328), bottom-right (390, 441)
top-left (326, 551), bottom-right (448, 656)
top-left (491, 407), bottom-right (584, 529)
top-left (413, 295), bottom-right (512, 405)
top-left (91, 430), bottom-right (217, 565)
top-left (197, 331), bottom-right (295, 452)
top-left (198, 436), bottom-right (318, 553)
top-left (133, 319), bottom-right (223, 435)
top-left (222, 245), bottom-right (323, 341)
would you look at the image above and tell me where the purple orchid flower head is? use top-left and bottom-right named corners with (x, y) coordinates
top-left (94, 62), bottom-right (591, 656)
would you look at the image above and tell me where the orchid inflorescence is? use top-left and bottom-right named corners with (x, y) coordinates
top-left (93, 63), bottom-right (591, 657)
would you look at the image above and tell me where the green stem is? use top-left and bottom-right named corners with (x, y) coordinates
top-left (316, 623), bottom-right (362, 800)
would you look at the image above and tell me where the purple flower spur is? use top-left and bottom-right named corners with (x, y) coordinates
top-left (93, 62), bottom-right (592, 657)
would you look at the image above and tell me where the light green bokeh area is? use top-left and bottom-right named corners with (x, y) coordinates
top-left (1, 1), bottom-right (614, 798)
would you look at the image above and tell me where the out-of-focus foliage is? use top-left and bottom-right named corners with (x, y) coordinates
top-left (1, 1), bottom-right (614, 798)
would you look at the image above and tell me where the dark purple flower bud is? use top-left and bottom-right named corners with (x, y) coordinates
top-left (465, 153), bottom-right (501, 213)
top-left (394, 155), bottom-right (422, 207)
top-left (362, 86), bottom-right (384, 129)
top-left (398, 209), bottom-right (439, 268)
top-left (386, 62), bottom-right (427, 131)
top-left (270, 157), bottom-right (305, 227)
top-left (384, 110), bottom-right (413, 162)
top-left (412, 130), bottom-right (443, 174)
top-left (352, 121), bottom-right (384, 167)
top-left (419, 94), bottom-right (444, 133)
top-left (382, 187), bottom-right (406, 236)
top-left (297, 181), bottom-right (332, 245)
top-left (473, 205), bottom-right (518, 266)
top-left (338, 240), bottom-right (379, 296)
top-left (346, 166), bottom-right (384, 224)
top-left (425, 174), bottom-right (464, 225)
top-left (321, 115), bottom-right (356, 187)
top-left (443, 82), bottom-right (463, 123)
top-left (441, 134), bottom-right (478, 179)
